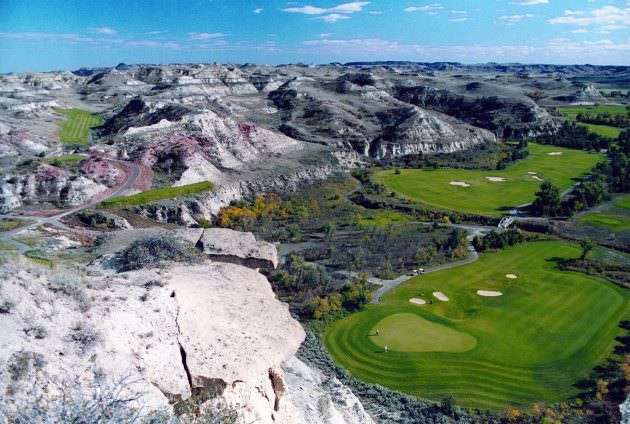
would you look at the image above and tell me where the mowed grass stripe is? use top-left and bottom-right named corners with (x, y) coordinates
top-left (55, 108), bottom-right (103, 145)
top-left (375, 143), bottom-right (603, 216)
top-left (325, 241), bottom-right (629, 409)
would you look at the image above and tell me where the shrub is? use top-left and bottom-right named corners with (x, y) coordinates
top-left (117, 234), bottom-right (200, 272)
top-left (68, 322), bottom-right (102, 355)
top-left (7, 351), bottom-right (46, 382)
top-left (0, 299), bottom-right (15, 314)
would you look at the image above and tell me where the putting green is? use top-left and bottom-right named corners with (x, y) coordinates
top-left (375, 143), bottom-right (603, 216)
top-left (370, 313), bottom-right (477, 353)
top-left (325, 241), bottom-right (629, 410)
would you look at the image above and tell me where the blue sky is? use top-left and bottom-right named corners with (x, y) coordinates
top-left (1, 0), bottom-right (629, 72)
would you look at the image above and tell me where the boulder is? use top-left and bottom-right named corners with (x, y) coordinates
top-left (196, 228), bottom-right (278, 269)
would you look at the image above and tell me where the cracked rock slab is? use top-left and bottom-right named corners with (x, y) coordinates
top-left (167, 262), bottom-right (304, 393)
top-left (195, 228), bottom-right (278, 269)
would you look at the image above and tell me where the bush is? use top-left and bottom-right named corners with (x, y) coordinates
top-left (117, 234), bottom-right (201, 272)
top-left (7, 351), bottom-right (46, 382)
top-left (0, 299), bottom-right (15, 314)
top-left (68, 322), bottom-right (102, 355)
top-left (49, 272), bottom-right (89, 310)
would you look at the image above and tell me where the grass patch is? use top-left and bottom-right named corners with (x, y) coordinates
top-left (357, 209), bottom-right (412, 228)
top-left (45, 154), bottom-right (85, 167)
top-left (615, 194), bottom-right (630, 210)
top-left (375, 143), bottom-right (602, 216)
top-left (578, 213), bottom-right (630, 232)
top-left (557, 105), bottom-right (627, 138)
top-left (54, 108), bottom-right (102, 145)
top-left (0, 219), bottom-right (31, 232)
top-left (99, 181), bottom-right (215, 209)
top-left (324, 241), bottom-right (629, 410)
top-left (0, 241), bottom-right (19, 251)
top-left (24, 250), bottom-right (53, 268)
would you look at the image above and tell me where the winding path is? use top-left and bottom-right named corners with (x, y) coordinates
top-left (369, 225), bottom-right (488, 304)
top-left (0, 159), bottom-right (140, 254)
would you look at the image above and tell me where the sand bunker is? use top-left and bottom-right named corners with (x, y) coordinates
top-left (527, 172), bottom-right (537, 175)
top-left (485, 177), bottom-right (507, 182)
top-left (433, 291), bottom-right (450, 302)
top-left (532, 176), bottom-right (543, 182)
top-left (450, 181), bottom-right (470, 187)
top-left (505, 274), bottom-right (518, 279)
top-left (548, 152), bottom-right (564, 156)
top-left (409, 298), bottom-right (427, 305)
top-left (477, 290), bottom-right (503, 297)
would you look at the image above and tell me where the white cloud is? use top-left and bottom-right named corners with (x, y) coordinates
top-left (572, 29), bottom-right (589, 33)
top-left (451, 10), bottom-right (468, 15)
top-left (283, 2), bottom-right (369, 15)
top-left (510, 0), bottom-right (548, 5)
top-left (368, 11), bottom-right (383, 15)
top-left (88, 27), bottom-right (117, 35)
top-left (404, 4), bottom-right (443, 13)
top-left (449, 17), bottom-right (468, 22)
top-left (316, 13), bottom-right (351, 23)
top-left (329, 2), bottom-right (370, 13)
top-left (187, 32), bottom-right (226, 40)
top-left (500, 13), bottom-right (535, 23)
top-left (548, 5), bottom-right (630, 26)
top-left (283, 5), bottom-right (327, 14)
top-left (319, 32), bottom-right (334, 37)
top-left (254, 8), bottom-right (263, 14)
top-left (144, 30), bottom-right (168, 35)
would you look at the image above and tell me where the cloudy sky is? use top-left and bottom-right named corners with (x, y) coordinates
top-left (1, 0), bottom-right (629, 72)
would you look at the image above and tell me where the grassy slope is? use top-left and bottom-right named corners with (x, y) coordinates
top-left (576, 194), bottom-right (630, 232)
top-left (578, 213), bottom-right (630, 232)
top-left (55, 108), bottom-right (103, 145)
top-left (557, 105), bottom-right (627, 139)
top-left (325, 241), bottom-right (628, 410)
top-left (375, 143), bottom-right (602, 216)
top-left (99, 181), bottom-right (215, 209)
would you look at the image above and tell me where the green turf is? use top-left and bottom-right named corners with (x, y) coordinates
top-left (578, 213), bottom-right (630, 232)
top-left (324, 241), bottom-right (628, 410)
top-left (557, 105), bottom-right (627, 138)
top-left (46, 154), bottom-right (85, 166)
top-left (99, 181), bottom-right (215, 209)
top-left (357, 210), bottom-right (412, 228)
top-left (375, 143), bottom-right (602, 216)
top-left (370, 313), bottom-right (477, 353)
top-left (616, 194), bottom-right (630, 210)
top-left (55, 108), bottom-right (103, 145)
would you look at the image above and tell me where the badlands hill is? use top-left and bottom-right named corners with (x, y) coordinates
top-left (2, 61), bottom-right (624, 217)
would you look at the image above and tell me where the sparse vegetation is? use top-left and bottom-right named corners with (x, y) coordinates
top-left (99, 181), bottom-right (214, 209)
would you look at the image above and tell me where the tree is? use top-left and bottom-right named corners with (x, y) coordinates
top-left (580, 238), bottom-right (594, 260)
top-left (532, 180), bottom-right (562, 216)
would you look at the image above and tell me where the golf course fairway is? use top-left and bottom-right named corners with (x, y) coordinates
top-left (375, 143), bottom-right (602, 216)
top-left (324, 241), bottom-right (629, 410)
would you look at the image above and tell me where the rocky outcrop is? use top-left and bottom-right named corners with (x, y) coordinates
top-left (195, 228), bottom-right (278, 269)
top-left (0, 164), bottom-right (108, 213)
top-left (0, 242), bottom-right (304, 422)
top-left (284, 356), bottom-right (375, 424)
top-left (391, 84), bottom-right (559, 139)
top-left (133, 153), bottom-right (347, 224)
top-left (371, 106), bottom-right (496, 158)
